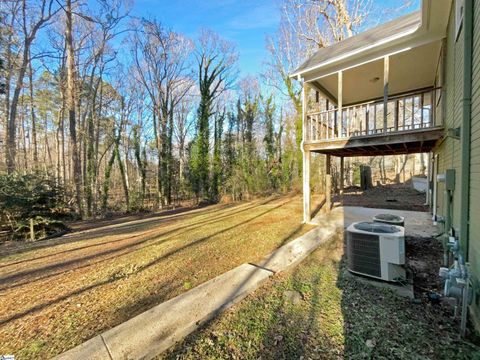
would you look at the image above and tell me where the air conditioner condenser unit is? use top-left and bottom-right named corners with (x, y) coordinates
top-left (372, 213), bottom-right (405, 227)
top-left (346, 221), bottom-right (406, 282)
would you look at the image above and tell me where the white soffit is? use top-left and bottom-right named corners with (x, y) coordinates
top-left (313, 41), bottom-right (442, 105)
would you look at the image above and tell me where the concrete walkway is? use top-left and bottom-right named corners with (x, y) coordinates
top-left (53, 211), bottom-right (344, 360)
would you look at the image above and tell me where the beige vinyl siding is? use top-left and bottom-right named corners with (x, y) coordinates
top-left (434, 1), bottom-right (480, 330)
top-left (469, 0), bottom-right (480, 326)
top-left (435, 5), bottom-right (463, 235)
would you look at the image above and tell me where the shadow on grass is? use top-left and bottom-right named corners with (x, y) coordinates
top-left (0, 204), bottom-right (226, 260)
top-left (116, 216), bottom-right (307, 338)
top-left (0, 198), bottom-right (296, 326)
top-left (0, 197), bottom-right (287, 289)
top-left (162, 212), bottom-right (480, 360)
top-left (161, 236), bottom-right (343, 360)
top-left (0, 200), bottom-right (248, 266)
top-left (310, 196), bottom-right (326, 219)
top-left (253, 237), bottom-right (342, 360)
top-left (336, 252), bottom-right (480, 359)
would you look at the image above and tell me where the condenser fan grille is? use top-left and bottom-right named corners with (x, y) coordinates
top-left (347, 232), bottom-right (381, 277)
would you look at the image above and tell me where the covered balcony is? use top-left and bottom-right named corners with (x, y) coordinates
top-left (290, 1), bottom-right (451, 223)
top-left (304, 86), bottom-right (444, 157)
top-left (301, 37), bottom-right (445, 157)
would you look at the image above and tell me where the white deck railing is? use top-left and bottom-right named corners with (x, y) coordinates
top-left (305, 87), bottom-right (442, 142)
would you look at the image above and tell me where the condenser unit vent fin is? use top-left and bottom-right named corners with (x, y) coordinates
top-left (348, 232), bottom-right (381, 277)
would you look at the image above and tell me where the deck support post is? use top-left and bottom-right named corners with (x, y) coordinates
top-left (303, 150), bottom-right (311, 222)
top-left (337, 71), bottom-right (343, 138)
top-left (340, 156), bottom-right (344, 195)
top-left (302, 81), bottom-right (311, 223)
top-left (425, 152), bottom-right (432, 207)
top-left (383, 55), bottom-right (389, 133)
top-left (325, 154), bottom-right (332, 212)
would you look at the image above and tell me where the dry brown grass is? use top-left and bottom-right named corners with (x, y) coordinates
top-left (0, 195), bottom-right (316, 359)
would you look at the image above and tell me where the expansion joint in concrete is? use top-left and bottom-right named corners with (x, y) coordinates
top-left (101, 335), bottom-right (114, 360)
top-left (247, 263), bottom-right (276, 274)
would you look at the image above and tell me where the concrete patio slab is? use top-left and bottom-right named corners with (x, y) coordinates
top-left (310, 206), bottom-right (439, 237)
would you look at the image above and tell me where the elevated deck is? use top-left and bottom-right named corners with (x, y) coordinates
top-left (304, 87), bottom-right (444, 157)
top-left (305, 126), bottom-right (444, 156)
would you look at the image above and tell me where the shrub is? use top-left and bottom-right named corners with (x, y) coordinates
top-left (0, 173), bottom-right (70, 241)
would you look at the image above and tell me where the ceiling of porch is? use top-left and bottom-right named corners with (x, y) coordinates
top-left (310, 40), bottom-right (442, 106)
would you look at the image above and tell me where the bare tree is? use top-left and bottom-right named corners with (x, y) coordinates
top-left (191, 29), bottom-right (238, 198)
top-left (65, 0), bottom-right (83, 216)
top-left (4, 0), bottom-right (60, 173)
top-left (264, 0), bottom-right (370, 177)
top-left (131, 19), bottom-right (193, 207)
top-left (173, 81), bottom-right (196, 191)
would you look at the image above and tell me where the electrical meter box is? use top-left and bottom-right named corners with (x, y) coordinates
top-left (445, 169), bottom-right (455, 191)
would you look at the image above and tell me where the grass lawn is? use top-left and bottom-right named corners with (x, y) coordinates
top-left (0, 195), bottom-right (317, 359)
top-left (163, 233), bottom-right (480, 360)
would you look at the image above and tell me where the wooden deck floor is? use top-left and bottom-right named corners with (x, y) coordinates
top-left (303, 126), bottom-right (444, 156)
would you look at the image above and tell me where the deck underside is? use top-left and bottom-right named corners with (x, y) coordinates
top-left (304, 126), bottom-right (444, 157)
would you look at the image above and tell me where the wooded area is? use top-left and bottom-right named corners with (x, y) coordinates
top-left (0, 0), bottom-right (411, 234)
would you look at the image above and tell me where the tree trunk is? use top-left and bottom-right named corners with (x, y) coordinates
top-left (66, 0), bottom-right (83, 217)
top-left (6, 0), bottom-right (47, 172)
top-left (166, 105), bottom-right (174, 205)
top-left (152, 109), bottom-right (162, 208)
top-left (115, 136), bottom-right (129, 212)
top-left (20, 99), bottom-right (28, 173)
top-left (86, 112), bottom-right (95, 217)
top-left (102, 145), bottom-right (116, 214)
top-left (56, 110), bottom-right (62, 182)
top-left (28, 54), bottom-right (38, 165)
top-left (395, 155), bottom-right (409, 184)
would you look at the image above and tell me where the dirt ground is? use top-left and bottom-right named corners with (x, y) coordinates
top-left (0, 195), bottom-right (321, 359)
top-left (334, 183), bottom-right (428, 211)
top-left (406, 236), bottom-right (444, 298)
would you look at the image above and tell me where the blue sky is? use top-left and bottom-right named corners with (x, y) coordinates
top-left (130, 0), bottom-right (420, 77)
top-left (132, 0), bottom-right (280, 76)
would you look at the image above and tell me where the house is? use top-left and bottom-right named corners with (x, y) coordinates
top-left (291, 0), bottom-right (480, 332)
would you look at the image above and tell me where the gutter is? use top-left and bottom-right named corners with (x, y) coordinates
top-left (460, 0), bottom-right (473, 259)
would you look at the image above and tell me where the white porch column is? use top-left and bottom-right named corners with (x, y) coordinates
top-left (303, 150), bottom-right (311, 223)
top-left (337, 71), bottom-right (343, 137)
top-left (325, 154), bottom-right (332, 212)
top-left (383, 55), bottom-right (389, 132)
top-left (340, 156), bottom-right (344, 194)
top-left (425, 152), bottom-right (432, 207)
top-left (302, 82), bottom-right (311, 223)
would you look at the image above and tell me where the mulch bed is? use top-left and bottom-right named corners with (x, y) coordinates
top-left (406, 235), bottom-right (444, 298)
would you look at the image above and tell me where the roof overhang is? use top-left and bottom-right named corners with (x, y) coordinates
top-left (290, 0), bottom-right (453, 82)
top-left (310, 40), bottom-right (442, 105)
